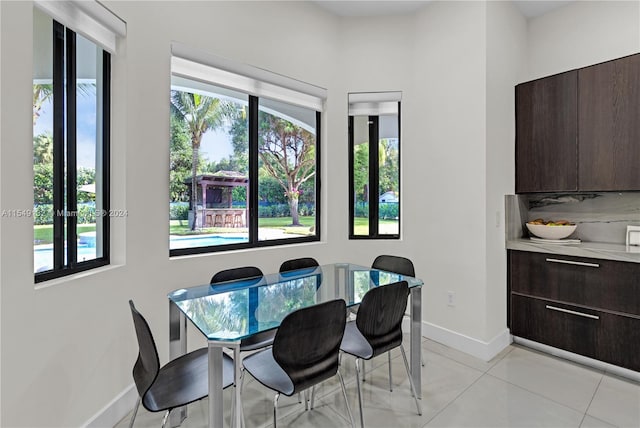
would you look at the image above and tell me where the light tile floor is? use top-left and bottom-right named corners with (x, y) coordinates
top-left (116, 338), bottom-right (640, 428)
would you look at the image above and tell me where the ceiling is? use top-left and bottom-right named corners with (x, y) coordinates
top-left (312, 1), bottom-right (575, 18)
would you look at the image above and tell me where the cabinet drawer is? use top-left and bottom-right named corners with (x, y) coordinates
top-left (511, 294), bottom-right (599, 360)
top-left (509, 250), bottom-right (640, 316)
top-left (511, 294), bottom-right (640, 371)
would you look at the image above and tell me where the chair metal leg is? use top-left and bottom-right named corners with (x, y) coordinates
top-left (337, 370), bottom-right (356, 428)
top-left (298, 392), bottom-right (302, 403)
top-left (128, 396), bottom-right (141, 428)
top-left (273, 393), bottom-right (280, 428)
top-left (161, 410), bottom-right (171, 428)
top-left (310, 385), bottom-right (316, 410)
top-left (355, 359), bottom-right (365, 428)
top-left (362, 359), bottom-right (366, 382)
top-left (304, 389), bottom-right (309, 411)
top-left (388, 351), bottom-right (393, 392)
top-left (400, 345), bottom-right (422, 416)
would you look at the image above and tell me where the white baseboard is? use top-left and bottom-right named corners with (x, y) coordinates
top-left (402, 318), bottom-right (512, 362)
top-left (421, 321), bottom-right (512, 362)
top-left (82, 383), bottom-right (137, 428)
top-left (513, 336), bottom-right (640, 382)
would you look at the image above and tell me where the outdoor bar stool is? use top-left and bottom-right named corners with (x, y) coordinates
top-left (224, 213), bottom-right (233, 228)
top-left (214, 214), bottom-right (223, 227)
top-left (233, 212), bottom-right (243, 227)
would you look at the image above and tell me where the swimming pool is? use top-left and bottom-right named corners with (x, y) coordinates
top-left (169, 234), bottom-right (248, 249)
top-left (34, 234), bottom-right (249, 272)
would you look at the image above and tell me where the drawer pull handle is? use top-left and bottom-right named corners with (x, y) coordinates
top-left (545, 258), bottom-right (600, 268)
top-left (545, 305), bottom-right (600, 320)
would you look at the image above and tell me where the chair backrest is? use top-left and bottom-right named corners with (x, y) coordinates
top-left (279, 257), bottom-right (319, 273)
top-left (356, 281), bottom-right (409, 356)
top-left (129, 300), bottom-right (160, 401)
top-left (273, 299), bottom-right (346, 393)
top-left (372, 255), bottom-right (415, 277)
top-left (210, 266), bottom-right (263, 285)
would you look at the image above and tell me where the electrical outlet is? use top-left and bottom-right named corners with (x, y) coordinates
top-left (447, 291), bottom-right (455, 306)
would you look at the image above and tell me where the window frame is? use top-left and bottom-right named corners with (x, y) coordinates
top-left (35, 19), bottom-right (111, 283)
top-left (348, 102), bottom-right (401, 240)
top-left (168, 91), bottom-right (321, 258)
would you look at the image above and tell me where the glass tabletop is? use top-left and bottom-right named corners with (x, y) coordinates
top-left (168, 263), bottom-right (423, 341)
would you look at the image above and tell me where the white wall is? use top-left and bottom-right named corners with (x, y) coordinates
top-left (1, 1), bottom-right (639, 426)
top-left (526, 0), bottom-right (640, 81)
top-left (410, 1), bottom-right (490, 342)
top-left (485, 1), bottom-right (527, 342)
top-left (0, 1), bottom-right (341, 426)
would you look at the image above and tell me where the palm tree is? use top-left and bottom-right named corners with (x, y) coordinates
top-left (33, 132), bottom-right (54, 164)
top-left (170, 91), bottom-right (226, 230)
top-left (33, 83), bottom-right (53, 125)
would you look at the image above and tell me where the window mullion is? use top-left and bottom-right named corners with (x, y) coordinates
top-left (248, 95), bottom-right (259, 243)
top-left (52, 21), bottom-right (66, 270)
top-left (101, 51), bottom-right (111, 262)
top-left (348, 116), bottom-right (355, 237)
top-left (369, 116), bottom-right (380, 237)
top-left (66, 28), bottom-right (77, 267)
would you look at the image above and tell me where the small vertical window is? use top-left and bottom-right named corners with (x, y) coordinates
top-left (348, 93), bottom-right (401, 239)
top-left (33, 7), bottom-right (111, 281)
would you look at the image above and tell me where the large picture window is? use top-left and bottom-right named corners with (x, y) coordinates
top-left (169, 56), bottom-right (321, 255)
top-left (348, 93), bottom-right (401, 239)
top-left (33, 7), bottom-right (111, 281)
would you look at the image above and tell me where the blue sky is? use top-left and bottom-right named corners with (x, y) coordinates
top-left (34, 95), bottom-right (97, 169)
top-left (35, 95), bottom-right (235, 166)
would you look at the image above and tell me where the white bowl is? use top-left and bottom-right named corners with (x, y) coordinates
top-left (526, 223), bottom-right (577, 240)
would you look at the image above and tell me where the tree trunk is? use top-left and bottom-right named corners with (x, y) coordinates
top-left (289, 197), bottom-right (300, 226)
top-left (190, 145), bottom-right (199, 231)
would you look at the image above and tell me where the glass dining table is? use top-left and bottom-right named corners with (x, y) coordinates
top-left (167, 263), bottom-right (423, 428)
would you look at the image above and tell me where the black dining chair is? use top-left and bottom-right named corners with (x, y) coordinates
top-left (371, 254), bottom-right (424, 371)
top-left (340, 281), bottom-right (422, 428)
top-left (372, 254), bottom-right (415, 278)
top-left (210, 266), bottom-right (276, 353)
top-left (279, 257), bottom-right (319, 273)
top-left (128, 300), bottom-right (234, 428)
top-left (242, 299), bottom-right (355, 428)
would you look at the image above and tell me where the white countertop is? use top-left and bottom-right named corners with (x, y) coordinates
top-left (506, 239), bottom-right (640, 263)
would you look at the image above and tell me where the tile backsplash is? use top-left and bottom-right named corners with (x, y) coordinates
top-left (505, 193), bottom-right (640, 244)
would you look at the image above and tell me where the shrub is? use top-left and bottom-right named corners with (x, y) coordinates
top-left (77, 204), bottom-right (96, 224)
top-left (170, 202), bottom-right (189, 220)
top-left (379, 202), bottom-right (398, 220)
top-left (34, 204), bottom-right (54, 225)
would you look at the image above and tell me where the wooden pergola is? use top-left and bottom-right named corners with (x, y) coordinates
top-left (185, 171), bottom-right (249, 228)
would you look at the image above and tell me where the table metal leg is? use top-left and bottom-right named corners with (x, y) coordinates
top-left (169, 301), bottom-right (187, 427)
top-left (410, 286), bottom-right (422, 398)
top-left (232, 345), bottom-right (242, 428)
top-left (208, 342), bottom-right (224, 428)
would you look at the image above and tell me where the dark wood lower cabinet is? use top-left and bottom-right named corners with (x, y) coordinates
top-left (509, 250), bottom-right (640, 372)
top-left (511, 294), bottom-right (599, 361)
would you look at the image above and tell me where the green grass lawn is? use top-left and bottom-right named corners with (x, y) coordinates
top-left (34, 217), bottom-right (396, 244)
top-left (170, 216), bottom-right (316, 236)
top-left (34, 224), bottom-right (96, 245)
top-left (353, 217), bottom-right (399, 235)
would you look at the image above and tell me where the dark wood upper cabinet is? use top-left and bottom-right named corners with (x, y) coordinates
top-left (515, 53), bottom-right (640, 193)
top-left (515, 71), bottom-right (578, 193)
top-left (578, 54), bottom-right (640, 191)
